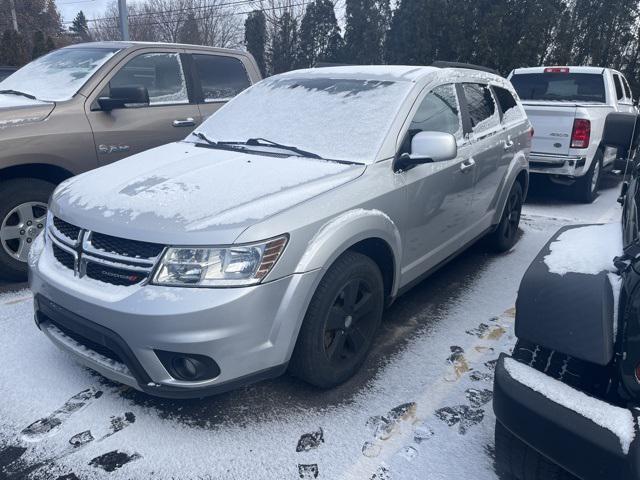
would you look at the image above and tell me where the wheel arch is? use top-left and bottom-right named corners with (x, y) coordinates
top-left (0, 163), bottom-right (75, 185)
top-left (294, 209), bottom-right (403, 299)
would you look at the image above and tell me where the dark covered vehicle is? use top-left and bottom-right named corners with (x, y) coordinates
top-left (493, 112), bottom-right (640, 480)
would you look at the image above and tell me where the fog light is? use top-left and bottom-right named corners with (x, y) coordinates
top-left (172, 357), bottom-right (200, 380)
top-left (155, 350), bottom-right (221, 382)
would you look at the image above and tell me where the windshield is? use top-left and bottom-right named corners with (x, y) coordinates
top-left (0, 47), bottom-right (119, 102)
top-left (196, 76), bottom-right (413, 163)
top-left (511, 72), bottom-right (606, 103)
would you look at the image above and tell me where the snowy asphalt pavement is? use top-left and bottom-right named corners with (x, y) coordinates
top-left (0, 175), bottom-right (623, 480)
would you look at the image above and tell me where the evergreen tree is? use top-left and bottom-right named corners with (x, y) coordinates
top-left (244, 10), bottom-right (267, 76)
top-left (344, 0), bottom-right (390, 64)
top-left (178, 12), bottom-right (202, 45)
top-left (0, 29), bottom-right (28, 66)
top-left (270, 11), bottom-right (298, 74)
top-left (45, 35), bottom-right (55, 53)
top-left (32, 30), bottom-right (47, 59)
top-left (297, 0), bottom-right (343, 68)
top-left (70, 10), bottom-right (91, 41)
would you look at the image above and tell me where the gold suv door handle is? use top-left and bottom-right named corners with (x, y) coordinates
top-left (173, 118), bottom-right (196, 127)
top-left (460, 158), bottom-right (476, 172)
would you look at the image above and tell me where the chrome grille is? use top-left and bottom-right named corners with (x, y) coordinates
top-left (49, 216), bottom-right (164, 286)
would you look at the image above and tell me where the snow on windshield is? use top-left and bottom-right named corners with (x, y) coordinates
top-left (0, 47), bottom-right (119, 102)
top-left (196, 76), bottom-right (414, 163)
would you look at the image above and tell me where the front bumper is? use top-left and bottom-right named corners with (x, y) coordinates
top-left (30, 241), bottom-right (321, 398)
top-left (529, 152), bottom-right (587, 177)
top-left (493, 354), bottom-right (640, 480)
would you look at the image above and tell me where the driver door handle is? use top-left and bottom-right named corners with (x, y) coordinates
top-left (173, 118), bottom-right (196, 127)
top-left (460, 158), bottom-right (476, 172)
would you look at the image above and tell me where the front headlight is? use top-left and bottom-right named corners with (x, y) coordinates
top-left (152, 235), bottom-right (288, 287)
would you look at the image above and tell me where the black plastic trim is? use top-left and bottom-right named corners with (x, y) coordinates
top-left (35, 294), bottom-right (153, 385)
top-left (493, 354), bottom-right (640, 480)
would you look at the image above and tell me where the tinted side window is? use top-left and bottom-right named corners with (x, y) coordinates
top-left (622, 76), bottom-right (633, 100)
top-left (109, 52), bottom-right (188, 106)
top-left (400, 84), bottom-right (462, 154)
top-left (462, 83), bottom-right (500, 134)
top-left (193, 54), bottom-right (251, 102)
top-left (614, 74), bottom-right (624, 100)
top-left (493, 86), bottom-right (524, 123)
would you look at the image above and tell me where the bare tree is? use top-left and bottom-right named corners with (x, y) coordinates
top-left (91, 0), bottom-right (243, 47)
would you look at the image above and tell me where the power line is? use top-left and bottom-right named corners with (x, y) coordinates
top-left (88, 1), bottom-right (308, 29)
top-left (61, 0), bottom-right (267, 24)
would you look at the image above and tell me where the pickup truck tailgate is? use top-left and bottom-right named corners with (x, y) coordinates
top-left (523, 103), bottom-right (577, 156)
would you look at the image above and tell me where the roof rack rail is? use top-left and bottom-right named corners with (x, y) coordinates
top-left (431, 61), bottom-right (500, 76)
top-left (314, 62), bottom-right (352, 68)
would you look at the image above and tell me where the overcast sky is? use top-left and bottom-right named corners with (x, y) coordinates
top-left (57, 0), bottom-right (137, 23)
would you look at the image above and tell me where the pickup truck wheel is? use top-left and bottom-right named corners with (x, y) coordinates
top-left (0, 178), bottom-right (54, 281)
top-left (495, 421), bottom-right (577, 480)
top-left (576, 152), bottom-right (602, 204)
top-left (489, 181), bottom-right (523, 252)
top-left (289, 251), bottom-right (384, 388)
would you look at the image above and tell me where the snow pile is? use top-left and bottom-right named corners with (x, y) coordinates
top-left (197, 75), bottom-right (413, 163)
top-left (0, 94), bottom-right (48, 108)
top-left (543, 223), bottom-right (623, 276)
top-left (504, 357), bottom-right (635, 454)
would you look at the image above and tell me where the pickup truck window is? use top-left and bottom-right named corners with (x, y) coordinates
top-left (0, 47), bottom-right (119, 102)
top-left (462, 83), bottom-right (500, 134)
top-left (613, 74), bottom-right (625, 100)
top-left (511, 72), bottom-right (606, 104)
top-left (193, 54), bottom-right (251, 102)
top-left (108, 52), bottom-right (188, 106)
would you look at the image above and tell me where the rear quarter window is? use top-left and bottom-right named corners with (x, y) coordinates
top-left (493, 86), bottom-right (524, 123)
top-left (510, 72), bottom-right (606, 103)
top-left (613, 74), bottom-right (624, 100)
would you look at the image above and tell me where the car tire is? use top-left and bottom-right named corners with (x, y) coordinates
top-left (289, 251), bottom-right (384, 388)
top-left (576, 150), bottom-right (602, 204)
top-left (489, 181), bottom-right (523, 253)
top-left (0, 178), bottom-right (54, 281)
top-left (495, 421), bottom-right (578, 480)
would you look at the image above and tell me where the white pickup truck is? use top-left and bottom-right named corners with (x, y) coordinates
top-left (509, 66), bottom-right (636, 202)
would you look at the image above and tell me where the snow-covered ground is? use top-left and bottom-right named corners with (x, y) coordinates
top-left (0, 177), bottom-right (623, 480)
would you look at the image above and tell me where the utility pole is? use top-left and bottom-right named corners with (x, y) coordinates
top-left (117, 0), bottom-right (129, 41)
top-left (9, 0), bottom-right (19, 32)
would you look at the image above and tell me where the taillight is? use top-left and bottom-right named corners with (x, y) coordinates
top-left (570, 119), bottom-right (591, 149)
top-left (544, 67), bottom-right (570, 74)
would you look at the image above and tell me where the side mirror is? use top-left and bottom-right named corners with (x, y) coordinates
top-left (393, 131), bottom-right (457, 172)
top-left (98, 86), bottom-right (149, 111)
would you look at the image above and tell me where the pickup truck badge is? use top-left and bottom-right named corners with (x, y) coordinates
top-left (98, 144), bottom-right (130, 154)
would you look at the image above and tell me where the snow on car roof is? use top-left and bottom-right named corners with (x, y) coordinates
top-left (64, 41), bottom-right (248, 56)
top-left (278, 65), bottom-right (441, 82)
top-left (512, 66), bottom-right (607, 75)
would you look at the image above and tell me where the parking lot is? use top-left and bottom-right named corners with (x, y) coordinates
top-left (0, 176), bottom-right (622, 480)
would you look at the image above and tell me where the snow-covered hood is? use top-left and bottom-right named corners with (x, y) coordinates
top-left (51, 142), bottom-right (365, 245)
top-left (0, 94), bottom-right (54, 129)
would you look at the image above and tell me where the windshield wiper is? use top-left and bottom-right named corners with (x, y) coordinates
top-left (191, 131), bottom-right (249, 152)
top-left (227, 138), bottom-right (322, 159)
top-left (0, 89), bottom-right (36, 100)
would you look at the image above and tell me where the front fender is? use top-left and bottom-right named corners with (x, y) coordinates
top-left (295, 208), bottom-right (403, 297)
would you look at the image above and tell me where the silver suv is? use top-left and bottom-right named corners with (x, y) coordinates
top-left (29, 65), bottom-right (531, 398)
